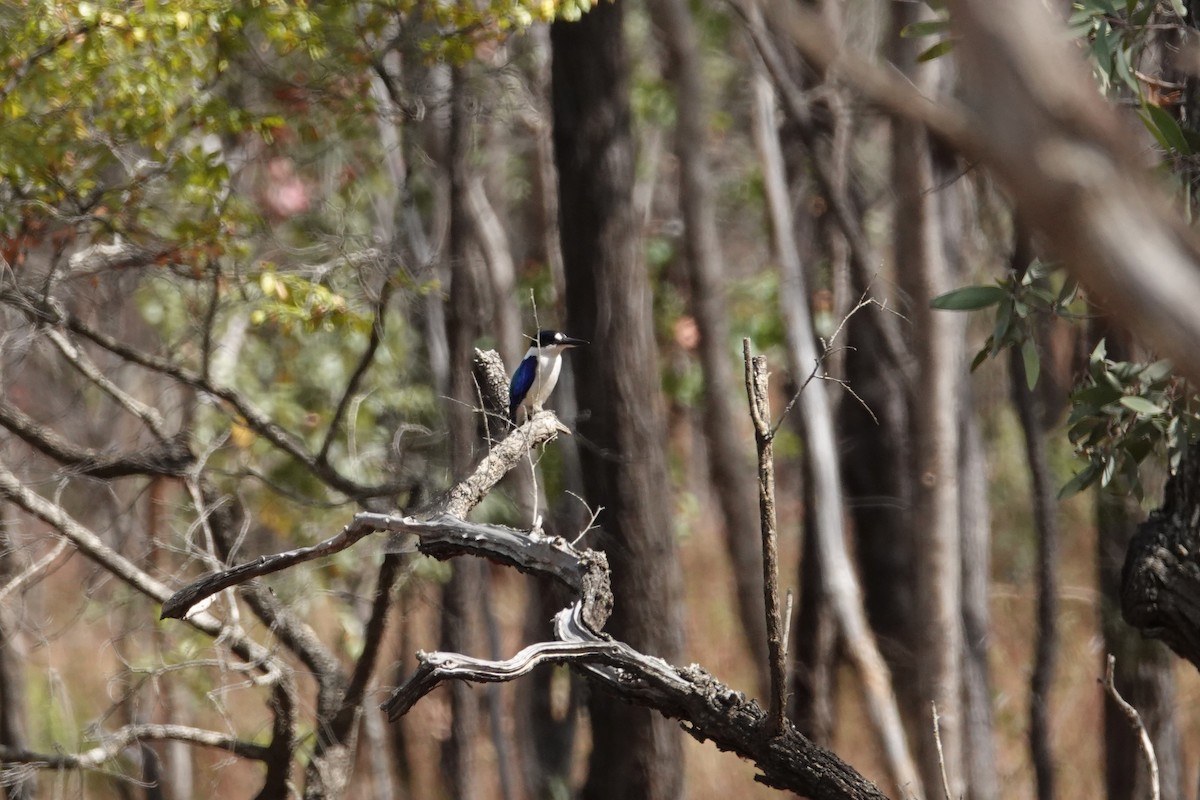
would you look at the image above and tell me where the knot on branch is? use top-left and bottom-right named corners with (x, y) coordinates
top-left (1123, 442), bottom-right (1200, 670)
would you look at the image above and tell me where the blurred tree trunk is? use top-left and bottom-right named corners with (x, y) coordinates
top-left (552, 3), bottom-right (686, 798)
top-left (503, 28), bottom-right (584, 800)
top-left (1008, 231), bottom-right (1059, 800)
top-left (645, 0), bottom-right (769, 694)
top-left (441, 63), bottom-right (486, 800)
top-left (751, 58), bottom-right (921, 798)
top-left (791, 457), bottom-right (837, 745)
top-left (958, 389), bottom-right (997, 800)
top-left (1101, 327), bottom-right (1185, 800)
top-left (891, 5), bottom-right (964, 795)
top-left (0, 505), bottom-right (36, 800)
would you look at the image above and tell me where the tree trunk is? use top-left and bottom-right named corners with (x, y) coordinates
top-left (958, 390), bottom-right (997, 800)
top-left (551, 4), bottom-right (686, 798)
top-left (751, 59), bottom-right (922, 799)
top-left (0, 505), bottom-right (36, 800)
top-left (1006, 232), bottom-right (1059, 800)
top-left (440, 63), bottom-right (486, 800)
top-left (891, 5), bottom-right (964, 795)
top-left (645, 0), bottom-right (769, 695)
top-left (791, 457), bottom-right (837, 745)
top-left (1105, 335), bottom-right (1186, 800)
top-left (1113, 474), bottom-right (1190, 800)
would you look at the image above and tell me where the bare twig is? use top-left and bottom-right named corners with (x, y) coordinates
top-left (318, 278), bottom-right (395, 464)
top-left (44, 327), bottom-right (170, 440)
top-left (0, 284), bottom-right (403, 500)
top-left (931, 704), bottom-right (952, 800)
top-left (743, 339), bottom-right (786, 736)
top-left (0, 458), bottom-right (277, 673)
top-left (0, 538), bottom-right (71, 605)
top-left (772, 293), bottom-right (886, 435)
top-left (1102, 654), bottom-right (1160, 800)
top-left (0, 724), bottom-right (271, 770)
top-left (0, 395), bottom-right (192, 479)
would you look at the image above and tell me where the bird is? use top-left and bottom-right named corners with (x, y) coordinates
top-left (508, 329), bottom-right (587, 424)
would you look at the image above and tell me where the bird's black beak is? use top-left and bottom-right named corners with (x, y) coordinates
top-left (562, 335), bottom-right (588, 348)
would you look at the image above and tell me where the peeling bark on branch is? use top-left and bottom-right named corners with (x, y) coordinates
top-left (382, 550), bottom-right (889, 800)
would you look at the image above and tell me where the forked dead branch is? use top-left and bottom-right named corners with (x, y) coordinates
top-left (160, 349), bottom-right (890, 800)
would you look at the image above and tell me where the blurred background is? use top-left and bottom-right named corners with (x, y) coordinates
top-left (1, 0), bottom-right (1197, 798)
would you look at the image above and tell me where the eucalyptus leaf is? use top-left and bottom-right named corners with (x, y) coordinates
top-left (1119, 395), bottom-right (1164, 415)
top-left (1021, 338), bottom-right (1040, 391)
top-left (930, 285), bottom-right (1006, 311)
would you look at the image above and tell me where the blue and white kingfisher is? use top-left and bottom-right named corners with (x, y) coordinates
top-left (508, 330), bottom-right (587, 424)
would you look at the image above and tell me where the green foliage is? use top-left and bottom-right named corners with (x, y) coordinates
top-left (898, 13), bottom-right (954, 63)
top-left (931, 259), bottom-right (1078, 390)
top-left (1061, 342), bottom-right (1200, 498)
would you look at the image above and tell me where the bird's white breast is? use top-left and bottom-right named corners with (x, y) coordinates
top-left (527, 347), bottom-right (564, 408)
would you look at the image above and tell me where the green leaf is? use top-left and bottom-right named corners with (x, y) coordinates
top-left (970, 346), bottom-right (990, 372)
top-left (917, 39), bottom-right (956, 62)
top-left (1139, 359), bottom-right (1173, 383)
top-left (1059, 462), bottom-right (1100, 499)
top-left (930, 285), bottom-right (1006, 311)
top-left (1072, 383), bottom-right (1122, 408)
top-left (900, 19), bottom-right (951, 38)
top-left (1119, 395), bottom-right (1165, 415)
top-left (1021, 338), bottom-right (1040, 391)
top-left (1141, 103), bottom-right (1191, 155)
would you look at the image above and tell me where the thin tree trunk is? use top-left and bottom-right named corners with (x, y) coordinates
top-left (645, 0), bottom-right (769, 695)
top-left (791, 456), bottom-right (837, 745)
top-left (513, 29), bottom-right (584, 798)
top-left (750, 63), bottom-right (922, 800)
top-left (441, 63), bottom-right (485, 800)
top-left (1008, 233), bottom-right (1059, 800)
top-left (0, 505), bottom-right (36, 800)
top-left (891, 5), bottom-right (963, 794)
top-left (959, 388), bottom-right (998, 800)
top-left (552, 4), bottom-right (686, 798)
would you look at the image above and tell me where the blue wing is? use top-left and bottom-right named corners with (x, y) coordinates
top-left (509, 356), bottom-right (537, 419)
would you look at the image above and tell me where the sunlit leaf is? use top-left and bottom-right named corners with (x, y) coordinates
top-left (917, 39), bottom-right (956, 62)
top-left (1119, 395), bottom-right (1165, 415)
top-left (930, 285), bottom-right (1006, 310)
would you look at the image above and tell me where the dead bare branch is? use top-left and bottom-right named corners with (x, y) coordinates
top-left (742, 339), bottom-right (787, 736)
top-left (1102, 654), bottom-right (1161, 800)
top-left (0, 724), bottom-right (271, 771)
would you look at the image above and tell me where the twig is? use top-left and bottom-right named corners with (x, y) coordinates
top-left (318, 277), bottom-right (394, 464)
top-left (0, 723), bottom-right (271, 770)
top-left (44, 327), bottom-right (170, 440)
top-left (931, 703), bottom-right (952, 800)
top-left (771, 293), bottom-right (886, 435)
top-left (0, 284), bottom-right (403, 500)
top-left (1102, 654), bottom-right (1160, 800)
top-left (743, 338), bottom-right (786, 736)
top-left (0, 537), bottom-right (71, 604)
top-left (0, 458), bottom-right (278, 674)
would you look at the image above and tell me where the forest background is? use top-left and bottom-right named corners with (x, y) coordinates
top-left (3, 0), bottom-right (1200, 798)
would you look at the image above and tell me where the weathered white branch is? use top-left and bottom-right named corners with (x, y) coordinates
top-left (0, 723), bottom-right (271, 771)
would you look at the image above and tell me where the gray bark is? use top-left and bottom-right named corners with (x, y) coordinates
top-left (551, 4), bottom-right (686, 797)
top-left (646, 0), bottom-right (769, 696)
top-left (890, 5), bottom-right (964, 794)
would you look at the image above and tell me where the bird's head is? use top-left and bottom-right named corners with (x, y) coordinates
top-left (533, 330), bottom-right (588, 350)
